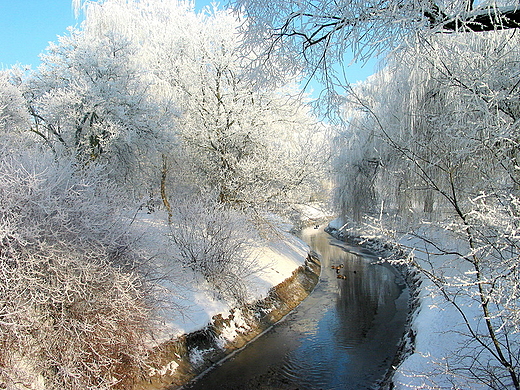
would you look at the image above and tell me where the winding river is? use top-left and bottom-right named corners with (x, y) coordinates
top-left (183, 225), bottom-right (409, 390)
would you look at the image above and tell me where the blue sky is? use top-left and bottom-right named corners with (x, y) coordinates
top-left (0, 0), bottom-right (376, 83)
top-left (0, 1), bottom-right (78, 68)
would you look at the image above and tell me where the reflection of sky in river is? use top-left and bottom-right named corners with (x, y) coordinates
top-left (278, 232), bottom-right (404, 389)
top-left (185, 226), bottom-right (408, 390)
top-left (281, 308), bottom-right (354, 389)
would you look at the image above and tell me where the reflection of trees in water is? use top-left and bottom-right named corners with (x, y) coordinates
top-left (302, 228), bottom-right (399, 342)
top-left (301, 229), bottom-right (403, 344)
top-left (336, 256), bottom-right (399, 342)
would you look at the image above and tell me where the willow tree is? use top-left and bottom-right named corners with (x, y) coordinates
top-left (333, 26), bottom-right (520, 390)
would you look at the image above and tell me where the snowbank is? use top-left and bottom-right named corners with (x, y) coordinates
top-left (127, 210), bottom-right (318, 389)
top-left (391, 233), bottom-right (489, 390)
top-left (155, 227), bottom-right (309, 341)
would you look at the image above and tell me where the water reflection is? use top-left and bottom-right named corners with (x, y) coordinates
top-left (184, 226), bottom-right (408, 390)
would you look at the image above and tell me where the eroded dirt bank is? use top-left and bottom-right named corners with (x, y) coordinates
top-left (135, 252), bottom-right (320, 390)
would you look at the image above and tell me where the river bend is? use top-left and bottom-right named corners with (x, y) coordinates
top-left (184, 225), bottom-right (408, 390)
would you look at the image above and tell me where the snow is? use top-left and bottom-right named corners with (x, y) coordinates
top-left (292, 203), bottom-right (334, 223)
top-left (149, 360), bottom-right (179, 377)
top-left (132, 207), bottom-right (492, 389)
top-left (329, 218), bottom-right (502, 389)
top-left (217, 309), bottom-right (251, 344)
top-left (394, 286), bottom-right (469, 389)
top-left (189, 347), bottom-right (211, 366)
top-left (249, 234), bottom-right (309, 292)
top-left (328, 217), bottom-right (349, 231)
top-left (390, 232), bottom-right (490, 389)
top-left (126, 210), bottom-right (309, 345)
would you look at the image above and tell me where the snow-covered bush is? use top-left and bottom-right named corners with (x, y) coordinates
top-left (168, 196), bottom-right (260, 305)
top-left (0, 150), bottom-right (153, 390)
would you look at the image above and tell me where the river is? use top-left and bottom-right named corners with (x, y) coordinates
top-left (182, 225), bottom-right (409, 390)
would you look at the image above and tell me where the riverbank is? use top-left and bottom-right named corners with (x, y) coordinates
top-left (130, 211), bottom-right (322, 390)
top-left (326, 218), bottom-right (517, 389)
top-left (141, 253), bottom-right (320, 390)
top-left (140, 254), bottom-right (320, 390)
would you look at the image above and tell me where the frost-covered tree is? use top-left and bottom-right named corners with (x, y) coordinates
top-left (168, 196), bottom-right (260, 305)
top-left (0, 69), bottom-right (30, 135)
top-left (230, 0), bottom-right (520, 91)
top-left (338, 31), bottom-right (520, 389)
top-left (25, 26), bottom-right (176, 194)
top-left (72, 0), bottom-right (327, 210)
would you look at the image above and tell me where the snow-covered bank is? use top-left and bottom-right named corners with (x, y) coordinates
top-left (389, 231), bottom-right (492, 390)
top-left (128, 211), bottom-right (321, 389)
top-left (326, 218), bottom-right (514, 390)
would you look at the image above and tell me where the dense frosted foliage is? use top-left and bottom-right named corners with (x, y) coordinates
top-left (336, 30), bottom-right (520, 388)
top-left (0, 151), bottom-right (152, 390)
top-left (0, 71), bottom-right (30, 135)
top-left (338, 30), bottom-right (520, 219)
top-left (58, 0), bottom-right (328, 208)
top-left (0, 1), bottom-right (330, 389)
top-left (230, 0), bottom-right (520, 112)
top-left (169, 197), bottom-right (259, 305)
top-left (26, 28), bottom-right (177, 192)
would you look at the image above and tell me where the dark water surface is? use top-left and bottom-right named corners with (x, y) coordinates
top-left (183, 226), bottom-right (408, 390)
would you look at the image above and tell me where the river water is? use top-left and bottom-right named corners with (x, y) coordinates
top-left (183, 225), bottom-right (409, 390)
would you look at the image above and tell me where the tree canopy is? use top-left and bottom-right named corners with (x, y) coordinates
top-left (231, 0), bottom-right (520, 90)
top-left (330, 9), bottom-right (520, 390)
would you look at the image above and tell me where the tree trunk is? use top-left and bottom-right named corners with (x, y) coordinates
top-left (161, 154), bottom-right (173, 224)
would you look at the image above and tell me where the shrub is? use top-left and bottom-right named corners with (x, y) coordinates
top-left (0, 151), bottom-right (152, 390)
top-left (168, 197), bottom-right (260, 306)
